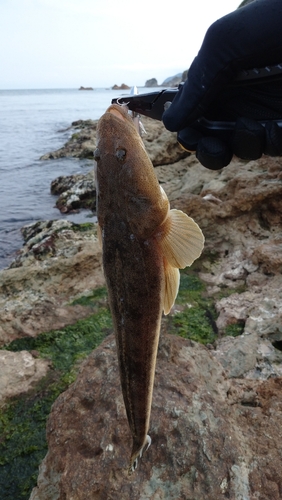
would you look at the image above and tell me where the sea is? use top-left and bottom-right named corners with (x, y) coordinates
top-left (0, 87), bottom-right (159, 270)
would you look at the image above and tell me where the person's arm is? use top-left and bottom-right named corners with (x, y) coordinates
top-left (162, 0), bottom-right (282, 169)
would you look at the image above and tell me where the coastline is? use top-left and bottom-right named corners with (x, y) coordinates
top-left (0, 87), bottom-right (167, 270)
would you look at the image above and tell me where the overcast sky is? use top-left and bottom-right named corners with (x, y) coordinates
top-left (0, 0), bottom-right (240, 89)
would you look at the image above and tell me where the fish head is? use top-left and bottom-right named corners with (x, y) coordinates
top-left (95, 104), bottom-right (169, 239)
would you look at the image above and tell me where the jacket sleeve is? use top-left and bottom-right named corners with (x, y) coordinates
top-left (163, 0), bottom-right (282, 131)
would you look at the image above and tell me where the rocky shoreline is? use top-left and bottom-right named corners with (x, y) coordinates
top-left (1, 115), bottom-right (282, 499)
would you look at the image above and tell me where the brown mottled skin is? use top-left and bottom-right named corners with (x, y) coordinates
top-left (95, 104), bottom-right (169, 470)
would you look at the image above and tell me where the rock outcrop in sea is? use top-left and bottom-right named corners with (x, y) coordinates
top-left (78, 86), bottom-right (93, 91)
top-left (1, 116), bottom-right (282, 499)
top-left (145, 78), bottom-right (158, 87)
top-left (111, 83), bottom-right (130, 90)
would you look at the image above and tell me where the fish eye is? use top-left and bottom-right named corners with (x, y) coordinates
top-left (116, 148), bottom-right (126, 161)
top-left (94, 148), bottom-right (100, 161)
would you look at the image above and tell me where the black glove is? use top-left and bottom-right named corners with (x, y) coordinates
top-left (162, 0), bottom-right (282, 170)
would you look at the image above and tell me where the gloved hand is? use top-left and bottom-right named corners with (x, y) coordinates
top-left (162, 0), bottom-right (282, 170)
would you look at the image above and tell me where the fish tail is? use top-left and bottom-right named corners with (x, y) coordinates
top-left (128, 435), bottom-right (151, 474)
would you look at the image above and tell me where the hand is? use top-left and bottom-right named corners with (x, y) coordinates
top-left (162, 0), bottom-right (282, 170)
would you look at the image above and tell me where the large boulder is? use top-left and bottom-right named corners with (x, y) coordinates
top-left (29, 333), bottom-right (282, 500)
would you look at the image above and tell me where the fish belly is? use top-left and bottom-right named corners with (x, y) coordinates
top-left (102, 215), bottom-right (163, 462)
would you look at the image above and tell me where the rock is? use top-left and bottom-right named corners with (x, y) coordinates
top-left (111, 83), bottom-right (130, 90)
top-left (168, 155), bottom-right (282, 348)
top-left (40, 120), bottom-right (97, 160)
top-left (145, 78), bottom-right (158, 87)
top-left (213, 333), bottom-right (258, 378)
top-left (29, 333), bottom-right (282, 500)
top-left (50, 173), bottom-right (86, 195)
top-left (41, 116), bottom-right (185, 165)
top-left (54, 170), bottom-right (96, 213)
top-left (142, 118), bottom-right (189, 167)
top-left (0, 350), bottom-right (50, 406)
top-left (78, 86), bottom-right (93, 90)
top-left (0, 220), bottom-right (104, 345)
top-left (251, 238), bottom-right (282, 273)
top-left (159, 155), bottom-right (216, 200)
top-left (71, 119), bottom-right (97, 130)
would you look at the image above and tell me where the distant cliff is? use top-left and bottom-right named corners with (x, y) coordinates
top-left (145, 70), bottom-right (188, 88)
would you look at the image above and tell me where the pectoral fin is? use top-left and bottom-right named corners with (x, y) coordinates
top-left (163, 258), bottom-right (180, 315)
top-left (157, 209), bottom-right (204, 269)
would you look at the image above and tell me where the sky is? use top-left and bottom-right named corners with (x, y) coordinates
top-left (0, 0), bottom-right (240, 89)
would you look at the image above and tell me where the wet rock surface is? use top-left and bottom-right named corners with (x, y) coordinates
top-left (30, 333), bottom-right (282, 500)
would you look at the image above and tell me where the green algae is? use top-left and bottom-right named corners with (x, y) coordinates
top-left (167, 268), bottom-right (218, 345)
top-left (216, 283), bottom-right (247, 300)
top-left (0, 374), bottom-right (64, 500)
top-left (5, 308), bottom-right (112, 373)
top-left (225, 321), bottom-right (245, 337)
top-left (170, 306), bottom-right (217, 344)
top-left (71, 286), bottom-right (108, 308)
top-left (0, 296), bottom-right (112, 500)
top-left (71, 132), bottom-right (80, 141)
top-left (69, 221), bottom-right (96, 233)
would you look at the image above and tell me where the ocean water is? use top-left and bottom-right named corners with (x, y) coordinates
top-left (0, 87), bottom-right (158, 269)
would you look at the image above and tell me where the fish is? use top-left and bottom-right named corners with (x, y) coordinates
top-left (94, 104), bottom-right (204, 473)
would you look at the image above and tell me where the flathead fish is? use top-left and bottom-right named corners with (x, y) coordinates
top-left (94, 104), bottom-right (204, 473)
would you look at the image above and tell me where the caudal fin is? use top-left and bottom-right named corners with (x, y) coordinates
top-left (128, 435), bottom-right (151, 474)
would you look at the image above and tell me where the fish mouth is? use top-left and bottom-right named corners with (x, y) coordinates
top-left (107, 104), bottom-right (127, 122)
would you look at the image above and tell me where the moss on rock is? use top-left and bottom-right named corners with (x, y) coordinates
top-left (166, 268), bottom-right (218, 345)
top-left (0, 294), bottom-right (112, 500)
